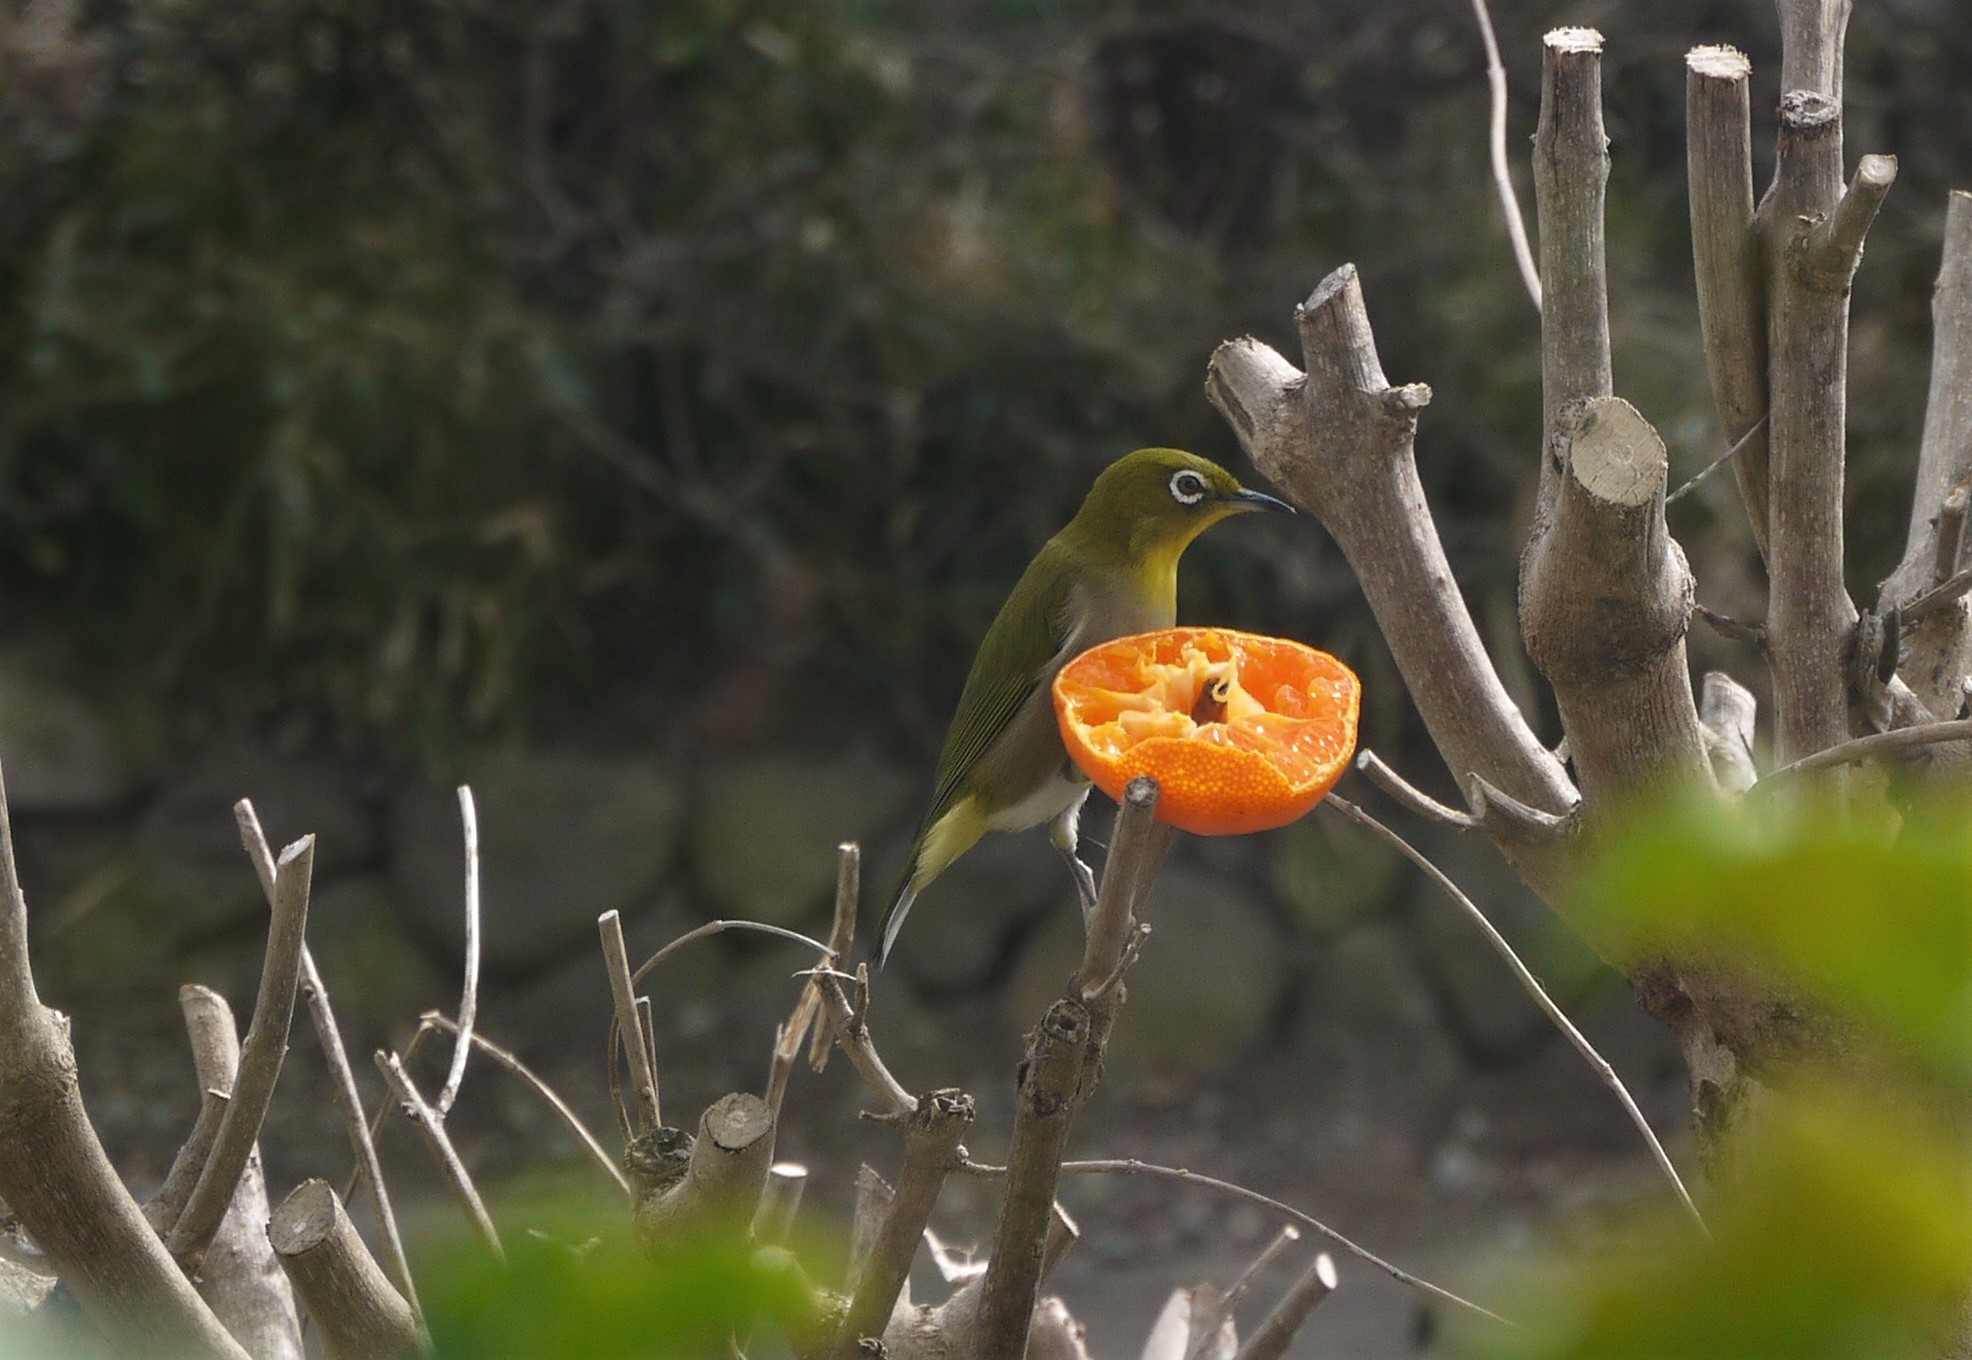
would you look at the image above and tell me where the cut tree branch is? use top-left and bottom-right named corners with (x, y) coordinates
top-left (974, 777), bottom-right (1166, 1360)
top-left (168, 836), bottom-right (315, 1266)
top-left (1686, 44), bottom-right (1771, 554)
top-left (1519, 396), bottom-right (1712, 806)
top-left (1885, 193), bottom-right (1972, 608)
top-left (1533, 28), bottom-right (1613, 487)
top-left (1206, 267), bottom-right (1577, 885)
top-left (174, 986), bottom-right (305, 1360)
top-left (268, 1180), bottom-right (423, 1360)
top-left (831, 1089), bottom-right (974, 1356)
top-left (631, 1093), bottom-right (775, 1253)
top-left (0, 752), bottom-right (251, 1359)
top-left (1760, 59), bottom-right (1876, 758)
top-left (236, 800), bottom-right (421, 1325)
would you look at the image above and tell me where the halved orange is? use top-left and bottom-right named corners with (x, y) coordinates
top-left (1053, 627), bottom-right (1361, 835)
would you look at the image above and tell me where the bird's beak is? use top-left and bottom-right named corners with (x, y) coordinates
top-left (1227, 487), bottom-right (1297, 515)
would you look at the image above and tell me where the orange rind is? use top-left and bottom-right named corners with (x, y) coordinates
top-left (1053, 627), bottom-right (1360, 835)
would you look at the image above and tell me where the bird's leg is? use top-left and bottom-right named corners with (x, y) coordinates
top-left (1048, 790), bottom-right (1099, 926)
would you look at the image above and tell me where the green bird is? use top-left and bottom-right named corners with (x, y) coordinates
top-left (878, 447), bottom-right (1293, 966)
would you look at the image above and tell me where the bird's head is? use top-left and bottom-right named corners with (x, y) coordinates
top-left (1064, 448), bottom-right (1293, 564)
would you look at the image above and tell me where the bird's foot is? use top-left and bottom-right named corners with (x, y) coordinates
top-left (1061, 847), bottom-right (1100, 927)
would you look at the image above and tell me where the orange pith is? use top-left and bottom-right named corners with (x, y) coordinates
top-left (1053, 627), bottom-right (1361, 836)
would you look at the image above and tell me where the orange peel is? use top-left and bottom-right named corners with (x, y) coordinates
top-left (1053, 627), bottom-right (1361, 835)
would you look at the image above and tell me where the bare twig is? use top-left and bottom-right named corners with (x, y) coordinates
top-left (237, 800), bottom-right (421, 1323)
top-left (169, 836), bottom-right (315, 1265)
top-left (609, 917), bottom-right (836, 1136)
top-left (600, 910), bottom-right (662, 1134)
top-left (1234, 1253), bottom-right (1338, 1360)
top-left (811, 843), bottom-right (861, 1068)
top-left (811, 969), bottom-right (915, 1118)
top-left (1324, 795), bottom-right (1706, 1234)
top-left (1694, 603), bottom-right (1766, 647)
top-left (1900, 564), bottom-right (1972, 626)
top-left (1664, 415), bottom-right (1770, 506)
top-left (1074, 777), bottom-right (1168, 997)
top-left (437, 786), bottom-right (481, 1118)
top-left (1468, 0), bottom-right (1540, 310)
top-left (148, 1088), bottom-right (229, 1236)
top-left (1184, 1228), bottom-right (1300, 1360)
top-left (966, 1157), bottom-right (1511, 1327)
top-left (768, 847), bottom-right (859, 1123)
top-left (1757, 716), bottom-right (1972, 786)
top-left (421, 1012), bottom-right (630, 1197)
top-left (1355, 750), bottom-right (1479, 829)
top-left (832, 1090), bottom-right (975, 1357)
top-left (374, 1050), bottom-right (504, 1262)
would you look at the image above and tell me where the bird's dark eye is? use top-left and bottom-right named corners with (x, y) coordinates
top-left (1169, 470), bottom-right (1208, 505)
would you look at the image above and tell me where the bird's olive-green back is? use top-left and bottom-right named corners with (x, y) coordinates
top-left (919, 447), bottom-right (1258, 831)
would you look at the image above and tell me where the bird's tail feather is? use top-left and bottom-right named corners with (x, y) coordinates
top-left (876, 882), bottom-right (918, 969)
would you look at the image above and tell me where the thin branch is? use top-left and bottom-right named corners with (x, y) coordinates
top-left (1186, 1228), bottom-right (1301, 1360)
top-left (608, 917), bottom-right (837, 1136)
top-left (374, 1050), bottom-right (504, 1262)
top-left (169, 836), bottom-right (315, 1265)
top-left (1900, 565), bottom-right (1972, 626)
top-left (421, 1012), bottom-right (630, 1197)
top-left (237, 799), bottom-right (421, 1324)
top-left (631, 920), bottom-right (834, 986)
top-left (436, 785), bottom-right (481, 1118)
top-left (769, 846), bottom-right (859, 1123)
top-left (810, 843), bottom-right (862, 1069)
top-left (1324, 795), bottom-right (1706, 1235)
top-left (1355, 750), bottom-right (1479, 829)
top-left (1468, 0), bottom-right (1540, 310)
top-left (600, 910), bottom-right (662, 1134)
top-left (1664, 415), bottom-right (1770, 506)
top-left (148, 1089), bottom-right (229, 1236)
top-left (1694, 602), bottom-right (1766, 647)
top-left (1073, 776), bottom-right (1167, 997)
top-left (811, 969), bottom-right (915, 1118)
top-left (1757, 716), bottom-right (1972, 786)
top-left (1234, 1253), bottom-right (1338, 1360)
top-left (979, 1157), bottom-right (1514, 1328)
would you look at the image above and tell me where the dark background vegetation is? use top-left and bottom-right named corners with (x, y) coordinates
top-left (3, 0), bottom-right (1964, 771)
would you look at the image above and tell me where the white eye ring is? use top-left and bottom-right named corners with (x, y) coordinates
top-left (1169, 470), bottom-right (1208, 505)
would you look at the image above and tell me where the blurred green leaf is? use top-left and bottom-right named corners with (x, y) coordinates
top-left (422, 1200), bottom-right (817, 1360)
top-left (1580, 795), bottom-right (1972, 1071)
top-left (1455, 1082), bottom-right (1972, 1360)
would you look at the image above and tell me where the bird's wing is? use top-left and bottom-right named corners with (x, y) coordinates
top-left (920, 550), bottom-right (1078, 833)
